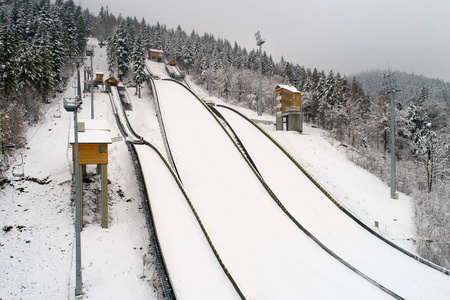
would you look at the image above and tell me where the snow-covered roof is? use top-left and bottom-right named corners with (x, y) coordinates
top-left (149, 49), bottom-right (164, 53)
top-left (79, 119), bottom-right (109, 131)
top-left (69, 119), bottom-right (112, 144)
top-left (105, 76), bottom-right (119, 83)
top-left (70, 130), bottom-right (112, 144)
top-left (276, 84), bottom-right (300, 94)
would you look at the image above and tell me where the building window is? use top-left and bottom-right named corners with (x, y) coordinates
top-left (99, 145), bottom-right (105, 153)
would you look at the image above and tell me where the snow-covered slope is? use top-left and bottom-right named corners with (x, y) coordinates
top-left (2, 45), bottom-right (449, 299)
top-left (216, 105), bottom-right (450, 299)
top-left (150, 79), bottom-right (392, 299)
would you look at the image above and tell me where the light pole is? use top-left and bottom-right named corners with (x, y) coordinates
top-left (86, 47), bottom-right (94, 119)
top-left (70, 56), bottom-right (85, 299)
top-left (383, 71), bottom-right (401, 199)
top-left (64, 96), bottom-right (83, 298)
top-left (255, 30), bottom-right (265, 116)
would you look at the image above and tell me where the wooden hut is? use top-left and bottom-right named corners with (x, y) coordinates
top-left (275, 84), bottom-right (303, 132)
top-left (95, 72), bottom-right (104, 86)
top-left (104, 76), bottom-right (119, 92)
top-left (70, 119), bottom-right (112, 228)
top-left (148, 49), bottom-right (164, 62)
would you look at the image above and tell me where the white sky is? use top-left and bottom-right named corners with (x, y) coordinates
top-left (79, 0), bottom-right (450, 82)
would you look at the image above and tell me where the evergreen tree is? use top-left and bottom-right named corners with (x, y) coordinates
top-left (114, 20), bottom-right (131, 80)
top-left (139, 21), bottom-right (152, 51)
top-left (154, 22), bottom-right (163, 50)
top-left (16, 42), bottom-right (38, 91)
top-left (0, 22), bottom-right (18, 98)
top-left (131, 39), bottom-right (146, 97)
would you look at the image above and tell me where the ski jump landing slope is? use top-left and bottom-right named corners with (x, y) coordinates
top-left (216, 105), bottom-right (450, 299)
top-left (134, 144), bottom-right (239, 299)
top-left (153, 79), bottom-right (392, 299)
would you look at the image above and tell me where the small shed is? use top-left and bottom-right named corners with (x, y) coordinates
top-left (72, 123), bottom-right (111, 165)
top-left (275, 84), bottom-right (303, 132)
top-left (95, 72), bottom-right (104, 85)
top-left (70, 119), bottom-right (112, 228)
top-left (105, 76), bottom-right (119, 92)
top-left (167, 60), bottom-right (177, 66)
top-left (149, 49), bottom-right (164, 62)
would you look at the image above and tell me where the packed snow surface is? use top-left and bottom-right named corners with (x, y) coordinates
top-left (151, 79), bottom-right (391, 299)
top-left (217, 106), bottom-right (450, 299)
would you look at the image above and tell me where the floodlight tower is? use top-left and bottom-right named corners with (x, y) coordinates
top-left (383, 71), bottom-right (401, 199)
top-left (255, 30), bottom-right (265, 116)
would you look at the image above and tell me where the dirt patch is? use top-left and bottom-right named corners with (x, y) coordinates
top-left (25, 176), bottom-right (51, 185)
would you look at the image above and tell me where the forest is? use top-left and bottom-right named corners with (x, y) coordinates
top-left (0, 0), bottom-right (449, 268)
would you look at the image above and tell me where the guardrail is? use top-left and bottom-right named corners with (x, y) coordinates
top-left (108, 88), bottom-right (175, 298)
top-left (128, 142), bottom-right (176, 299)
top-left (147, 77), bottom-right (182, 181)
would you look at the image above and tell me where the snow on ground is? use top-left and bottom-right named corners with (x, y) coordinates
top-left (217, 106), bottom-right (450, 299)
top-left (151, 79), bottom-right (391, 299)
top-left (145, 60), bottom-right (170, 80)
top-left (185, 70), bottom-right (416, 250)
top-left (0, 39), bottom-right (156, 300)
top-left (1, 43), bottom-right (449, 300)
top-left (134, 144), bottom-right (239, 299)
top-left (0, 96), bottom-right (74, 299)
top-left (267, 124), bottom-right (416, 250)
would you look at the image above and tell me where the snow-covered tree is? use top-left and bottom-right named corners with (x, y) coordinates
top-left (153, 22), bottom-right (163, 50)
top-left (139, 20), bottom-right (152, 51)
top-left (114, 20), bottom-right (131, 80)
top-left (0, 22), bottom-right (18, 98)
top-left (131, 39), bottom-right (146, 98)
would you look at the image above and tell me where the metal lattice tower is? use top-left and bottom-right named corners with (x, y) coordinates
top-left (383, 71), bottom-right (401, 199)
top-left (255, 30), bottom-right (265, 116)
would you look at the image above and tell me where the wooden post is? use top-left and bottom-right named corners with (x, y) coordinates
top-left (78, 164), bottom-right (83, 228)
top-left (101, 164), bottom-right (108, 228)
top-left (81, 164), bottom-right (87, 178)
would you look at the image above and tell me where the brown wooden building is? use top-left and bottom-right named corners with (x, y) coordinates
top-left (275, 84), bottom-right (301, 114)
top-left (275, 84), bottom-right (303, 132)
top-left (104, 76), bottom-right (119, 92)
top-left (70, 119), bottom-right (112, 228)
top-left (148, 49), bottom-right (164, 62)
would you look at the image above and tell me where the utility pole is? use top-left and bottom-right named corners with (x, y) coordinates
top-left (255, 30), bottom-right (265, 116)
top-left (383, 71), bottom-right (401, 199)
top-left (208, 55), bottom-right (212, 96)
top-left (86, 47), bottom-right (94, 119)
top-left (72, 56), bottom-right (85, 299)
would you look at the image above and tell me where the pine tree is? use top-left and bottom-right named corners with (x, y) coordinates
top-left (0, 22), bottom-right (18, 98)
top-left (16, 42), bottom-right (38, 91)
top-left (154, 22), bottom-right (163, 50)
top-left (131, 39), bottom-right (146, 98)
top-left (114, 20), bottom-right (131, 80)
top-left (139, 21), bottom-right (152, 51)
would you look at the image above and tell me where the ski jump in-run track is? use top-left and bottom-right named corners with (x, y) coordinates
top-left (122, 60), bottom-right (450, 299)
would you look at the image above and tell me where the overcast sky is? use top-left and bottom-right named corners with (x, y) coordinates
top-left (79, 0), bottom-right (450, 82)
